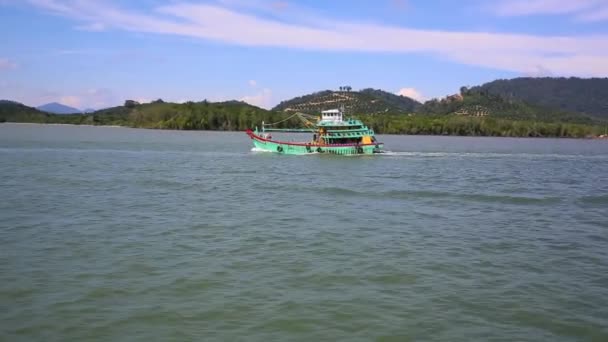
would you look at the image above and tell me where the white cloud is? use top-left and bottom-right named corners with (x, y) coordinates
top-left (75, 22), bottom-right (106, 31)
top-left (397, 87), bottom-right (425, 102)
top-left (84, 88), bottom-right (115, 108)
top-left (241, 88), bottom-right (272, 109)
top-left (271, 1), bottom-right (289, 10)
top-left (0, 58), bottom-right (17, 70)
top-left (248, 79), bottom-right (257, 87)
top-left (23, 0), bottom-right (608, 76)
top-left (0, 80), bottom-right (107, 109)
top-left (490, 0), bottom-right (601, 16)
top-left (390, 0), bottom-right (409, 10)
top-left (33, 88), bottom-right (116, 109)
top-left (59, 95), bottom-right (81, 108)
top-left (576, 5), bottom-right (608, 21)
top-left (489, 0), bottom-right (608, 22)
top-left (52, 48), bottom-right (103, 55)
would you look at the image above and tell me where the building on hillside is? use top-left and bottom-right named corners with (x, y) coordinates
top-left (454, 105), bottom-right (490, 117)
top-left (446, 94), bottom-right (464, 102)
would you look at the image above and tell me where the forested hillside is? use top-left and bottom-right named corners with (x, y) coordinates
top-left (273, 88), bottom-right (421, 114)
top-left (0, 99), bottom-right (296, 131)
top-left (2, 77), bottom-right (607, 139)
top-left (417, 88), bottom-right (596, 124)
top-left (470, 77), bottom-right (608, 119)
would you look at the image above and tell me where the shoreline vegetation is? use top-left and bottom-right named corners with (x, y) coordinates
top-left (1, 115), bottom-right (605, 139)
top-left (3, 121), bottom-right (607, 141)
top-left (2, 77), bottom-right (608, 139)
top-left (1, 101), bottom-right (605, 139)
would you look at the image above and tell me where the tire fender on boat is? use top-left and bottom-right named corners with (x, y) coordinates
top-left (357, 146), bottom-right (364, 154)
top-left (277, 146), bottom-right (284, 153)
top-left (316, 147), bottom-right (323, 153)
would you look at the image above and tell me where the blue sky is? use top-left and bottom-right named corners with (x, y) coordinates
top-left (1, 0), bottom-right (607, 109)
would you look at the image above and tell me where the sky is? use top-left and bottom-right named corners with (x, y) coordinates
top-left (1, 0), bottom-right (608, 110)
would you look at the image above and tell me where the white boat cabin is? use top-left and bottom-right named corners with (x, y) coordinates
top-left (321, 109), bottom-right (343, 122)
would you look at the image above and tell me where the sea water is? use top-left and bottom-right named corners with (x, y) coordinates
top-left (1, 124), bottom-right (607, 341)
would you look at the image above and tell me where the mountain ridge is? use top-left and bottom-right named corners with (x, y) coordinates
top-left (2, 76), bottom-right (607, 138)
top-left (37, 102), bottom-right (82, 114)
top-left (470, 77), bottom-right (608, 120)
top-left (272, 88), bottom-right (421, 115)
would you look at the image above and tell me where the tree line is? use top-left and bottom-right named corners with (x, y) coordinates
top-left (1, 99), bottom-right (604, 138)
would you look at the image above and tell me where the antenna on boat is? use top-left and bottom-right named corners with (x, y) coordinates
top-left (340, 104), bottom-right (347, 118)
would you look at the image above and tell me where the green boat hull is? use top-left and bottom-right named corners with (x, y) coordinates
top-left (251, 138), bottom-right (384, 155)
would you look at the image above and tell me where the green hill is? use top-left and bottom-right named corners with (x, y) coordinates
top-left (2, 82), bottom-right (606, 138)
top-left (417, 89), bottom-right (597, 124)
top-left (272, 88), bottom-right (421, 115)
top-left (271, 85), bottom-right (597, 125)
top-left (0, 100), bottom-right (49, 123)
top-left (0, 99), bottom-right (291, 131)
top-left (114, 100), bottom-right (280, 130)
top-left (470, 77), bottom-right (608, 119)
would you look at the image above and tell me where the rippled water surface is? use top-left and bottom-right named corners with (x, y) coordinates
top-left (1, 124), bottom-right (607, 341)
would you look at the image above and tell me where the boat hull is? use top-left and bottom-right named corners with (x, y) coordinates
top-left (247, 130), bottom-right (384, 155)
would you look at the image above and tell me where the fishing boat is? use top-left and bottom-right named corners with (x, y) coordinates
top-left (246, 108), bottom-right (384, 155)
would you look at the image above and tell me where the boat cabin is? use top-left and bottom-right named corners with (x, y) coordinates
top-left (316, 109), bottom-right (376, 145)
top-left (320, 109), bottom-right (343, 122)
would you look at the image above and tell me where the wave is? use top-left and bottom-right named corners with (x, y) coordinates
top-left (222, 170), bottom-right (260, 174)
top-left (311, 187), bottom-right (561, 205)
top-left (459, 193), bottom-right (562, 205)
top-left (381, 190), bottom-right (560, 204)
top-left (578, 195), bottom-right (608, 206)
top-left (0, 146), bottom-right (244, 157)
top-left (380, 151), bottom-right (608, 160)
top-left (136, 178), bottom-right (189, 189)
top-left (316, 186), bottom-right (366, 197)
top-left (381, 151), bottom-right (455, 157)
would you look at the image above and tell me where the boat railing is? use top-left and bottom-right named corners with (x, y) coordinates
top-left (263, 128), bottom-right (314, 133)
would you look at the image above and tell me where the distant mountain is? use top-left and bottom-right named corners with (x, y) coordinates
top-left (272, 89), bottom-right (421, 115)
top-left (37, 102), bottom-right (81, 114)
top-left (470, 77), bottom-right (608, 120)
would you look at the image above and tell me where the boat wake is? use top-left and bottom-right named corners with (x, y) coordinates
top-left (250, 147), bottom-right (322, 155)
top-left (250, 147), bottom-right (274, 153)
top-left (250, 149), bottom-right (606, 160)
top-left (379, 151), bottom-right (608, 160)
top-left (379, 151), bottom-right (452, 157)
top-left (251, 147), bottom-right (393, 156)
